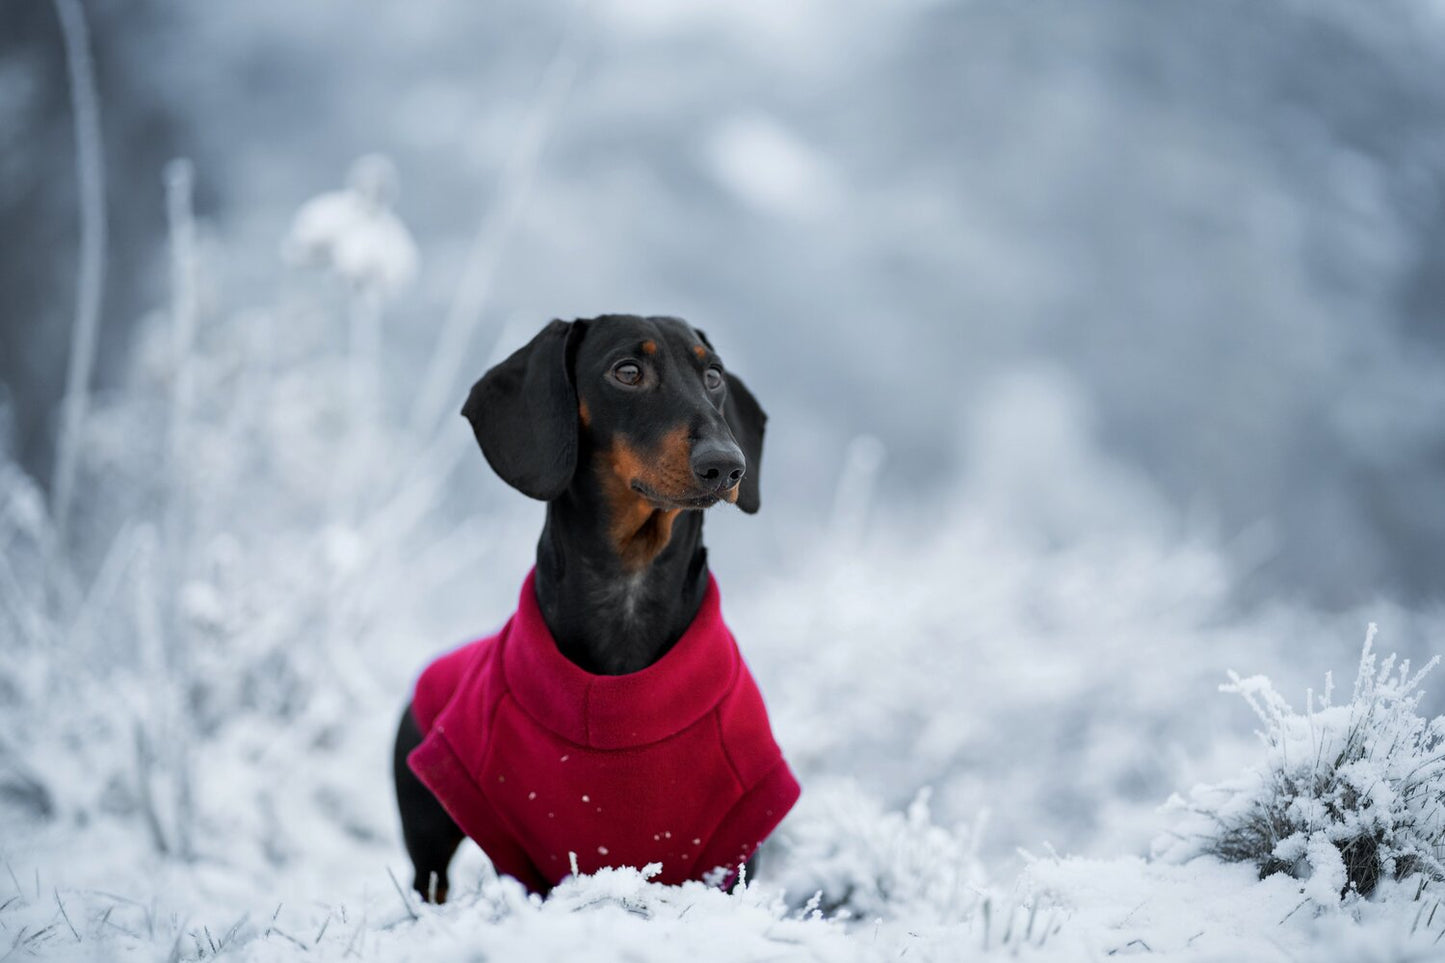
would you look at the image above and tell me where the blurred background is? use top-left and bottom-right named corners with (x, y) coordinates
top-left (7, 0), bottom-right (1445, 607)
top-left (4, 0), bottom-right (1445, 916)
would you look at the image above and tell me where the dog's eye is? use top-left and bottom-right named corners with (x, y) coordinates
top-left (613, 362), bottom-right (643, 386)
top-left (704, 367), bottom-right (724, 391)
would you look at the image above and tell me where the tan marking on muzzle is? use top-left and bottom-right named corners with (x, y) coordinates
top-left (597, 427), bottom-right (697, 571)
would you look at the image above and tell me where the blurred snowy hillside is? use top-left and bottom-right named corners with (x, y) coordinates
top-left (7, 0), bottom-right (1445, 606)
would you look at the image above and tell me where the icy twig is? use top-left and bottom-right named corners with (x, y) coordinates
top-left (386, 867), bottom-right (418, 922)
top-left (132, 721), bottom-right (171, 857)
top-left (408, 3), bottom-right (584, 440)
top-left (5, 861), bottom-right (23, 901)
top-left (162, 158), bottom-right (199, 575)
top-left (49, 0), bottom-right (109, 552)
top-left (65, 521), bottom-right (141, 651)
top-left (160, 161), bottom-right (200, 862)
top-left (54, 889), bottom-right (79, 942)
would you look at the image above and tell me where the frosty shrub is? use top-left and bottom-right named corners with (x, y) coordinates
top-left (776, 784), bottom-right (987, 923)
top-left (1159, 625), bottom-right (1445, 900)
top-left (0, 152), bottom-right (469, 868)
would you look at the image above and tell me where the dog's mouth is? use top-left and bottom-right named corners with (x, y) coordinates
top-left (629, 479), bottom-right (728, 510)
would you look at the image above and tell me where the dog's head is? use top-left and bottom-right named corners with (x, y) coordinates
top-left (462, 315), bottom-right (766, 519)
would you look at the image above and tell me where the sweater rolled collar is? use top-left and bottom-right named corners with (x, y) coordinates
top-left (501, 569), bottom-right (740, 750)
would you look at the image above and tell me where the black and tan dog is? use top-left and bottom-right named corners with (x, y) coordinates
top-left (393, 314), bottom-right (798, 901)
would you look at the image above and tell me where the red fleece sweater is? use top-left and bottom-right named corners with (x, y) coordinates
top-left (407, 571), bottom-right (800, 893)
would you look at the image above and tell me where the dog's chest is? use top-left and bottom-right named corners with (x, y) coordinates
top-left (581, 573), bottom-right (670, 671)
top-left (592, 571), bottom-right (648, 619)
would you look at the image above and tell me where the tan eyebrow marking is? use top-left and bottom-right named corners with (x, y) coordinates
top-left (641, 340), bottom-right (657, 355)
top-left (692, 344), bottom-right (706, 360)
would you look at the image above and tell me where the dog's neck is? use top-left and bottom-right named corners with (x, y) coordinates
top-left (533, 478), bottom-right (710, 676)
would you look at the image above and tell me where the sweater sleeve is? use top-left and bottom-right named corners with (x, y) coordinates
top-left (407, 725), bottom-right (552, 894)
top-left (410, 639), bottom-right (483, 733)
top-left (696, 665), bottom-right (802, 885)
top-left (693, 759), bottom-right (800, 887)
top-left (408, 629), bottom-right (553, 893)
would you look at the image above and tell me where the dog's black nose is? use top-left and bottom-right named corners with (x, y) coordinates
top-left (691, 438), bottom-right (746, 491)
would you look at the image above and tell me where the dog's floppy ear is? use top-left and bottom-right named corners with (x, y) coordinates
top-left (723, 371), bottom-right (767, 514)
top-left (462, 320), bottom-right (585, 501)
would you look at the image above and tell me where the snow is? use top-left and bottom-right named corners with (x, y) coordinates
top-left (9, 110), bottom-right (1445, 963)
top-left (1159, 626), bottom-right (1445, 906)
top-left (704, 113), bottom-right (844, 220)
top-left (8, 828), bottom-right (1445, 961)
top-left (9, 347), bottom-right (1445, 961)
top-left (283, 155), bottom-right (419, 297)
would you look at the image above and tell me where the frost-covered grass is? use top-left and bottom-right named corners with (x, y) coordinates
top-left (8, 139), bottom-right (1445, 959)
top-left (1160, 626), bottom-right (1445, 904)
top-left (9, 313), bottom-right (1445, 960)
top-left (774, 786), bottom-right (987, 924)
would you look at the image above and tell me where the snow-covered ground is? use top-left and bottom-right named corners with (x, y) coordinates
top-left (7, 512), bottom-right (1445, 963)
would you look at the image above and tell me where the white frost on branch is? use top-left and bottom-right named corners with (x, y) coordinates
top-left (1157, 624), bottom-right (1445, 904)
top-left (50, 0), bottom-right (108, 551)
top-left (283, 154), bottom-right (419, 297)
